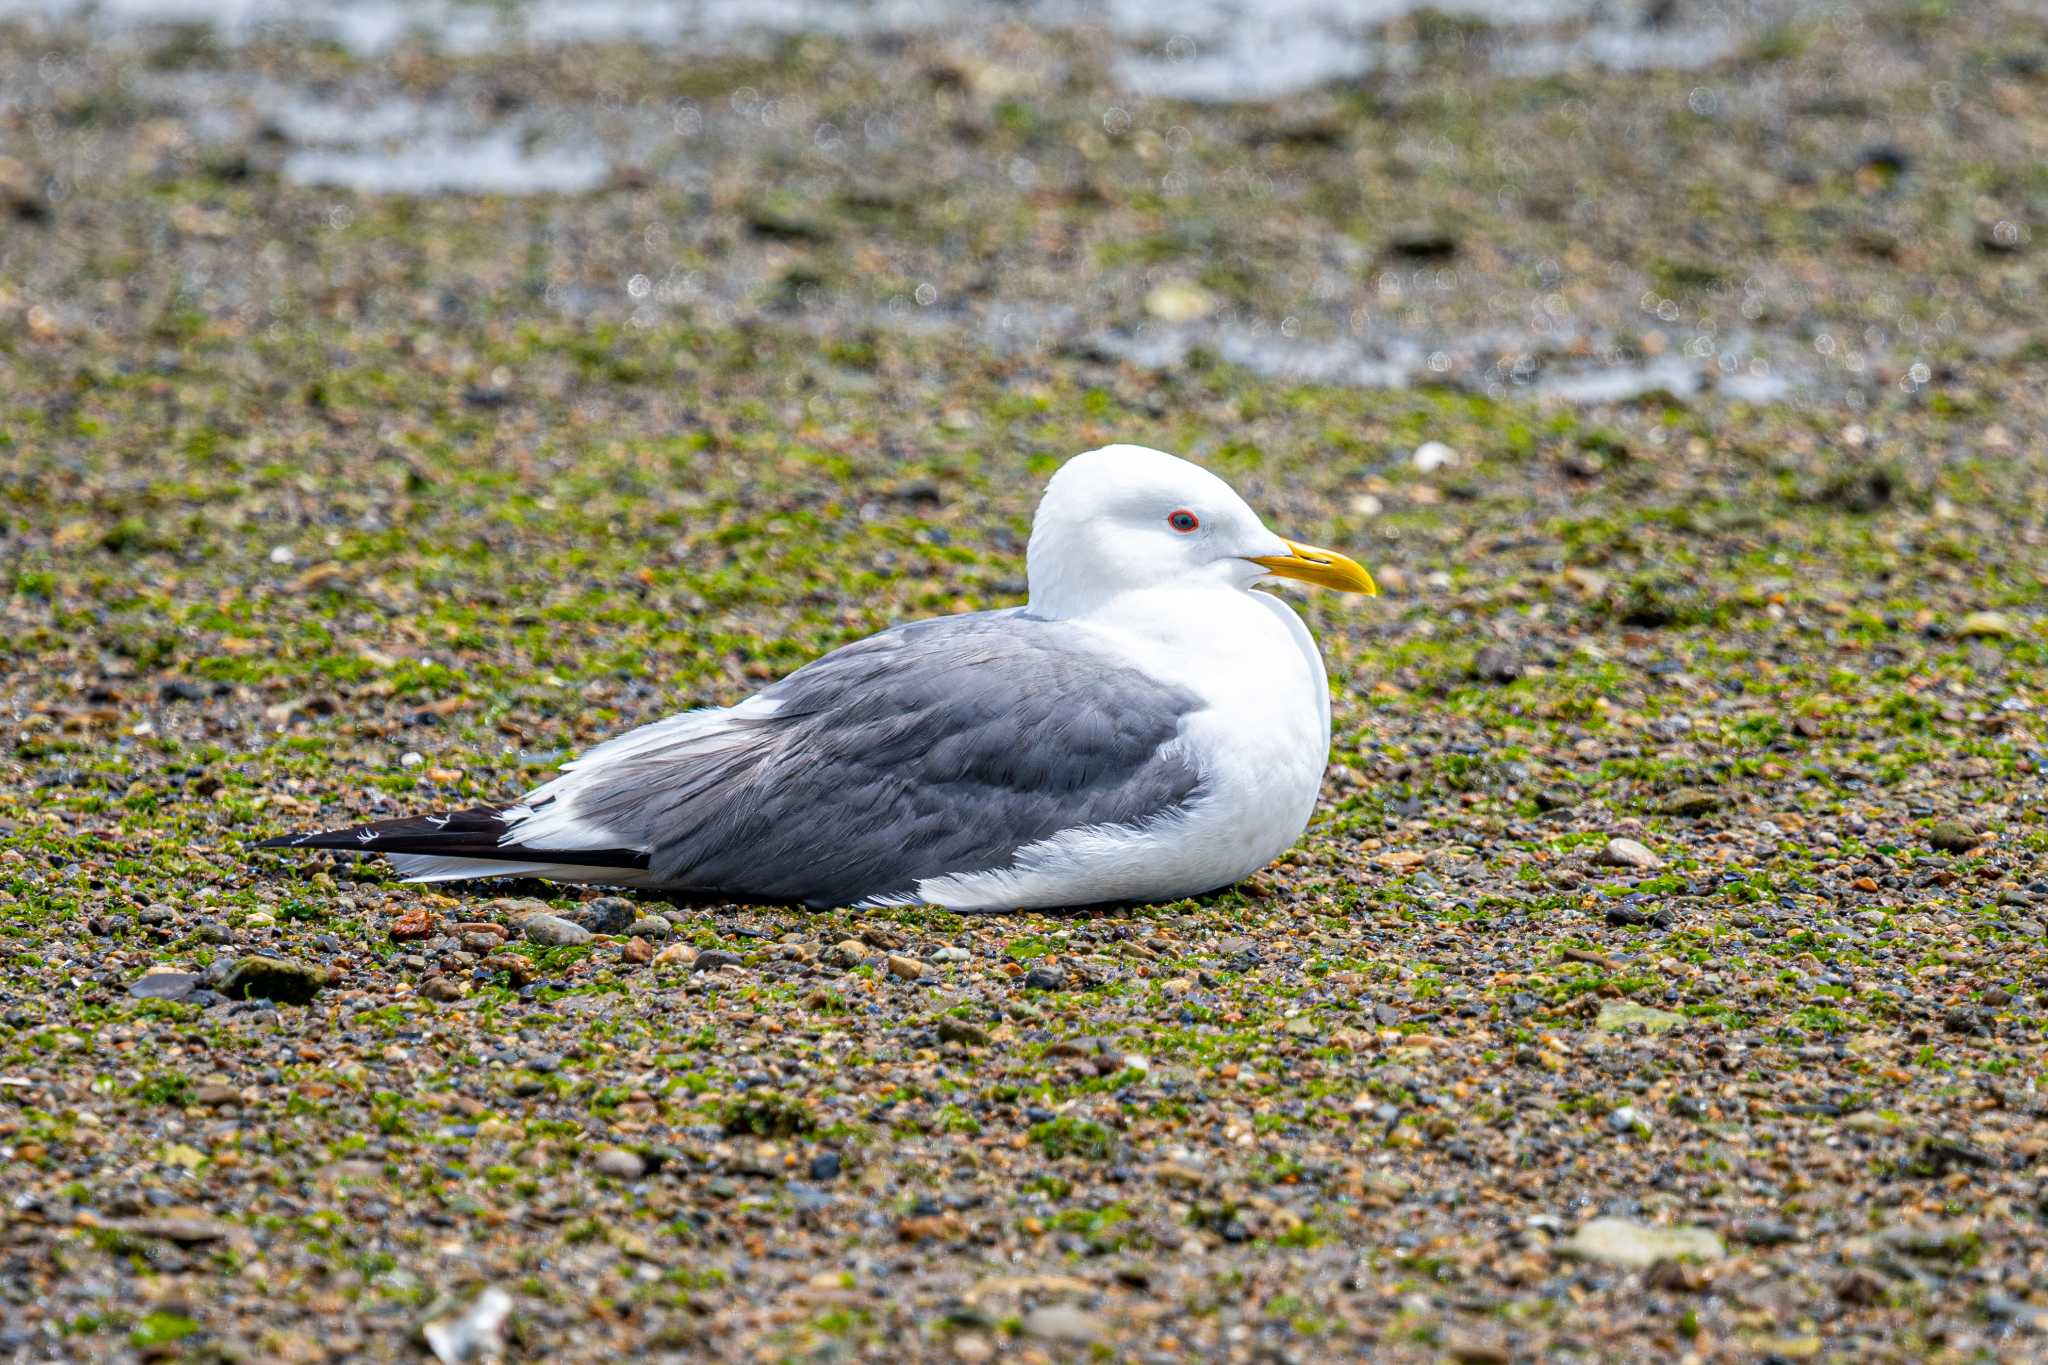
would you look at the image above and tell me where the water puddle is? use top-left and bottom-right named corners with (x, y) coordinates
top-left (6, 0), bottom-right (1805, 100)
top-left (282, 129), bottom-right (609, 195)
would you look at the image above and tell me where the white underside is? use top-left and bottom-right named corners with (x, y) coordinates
top-left (390, 586), bottom-right (1332, 910)
top-left (867, 587), bottom-right (1330, 909)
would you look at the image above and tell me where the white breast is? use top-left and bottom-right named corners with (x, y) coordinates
top-left (884, 586), bottom-right (1331, 910)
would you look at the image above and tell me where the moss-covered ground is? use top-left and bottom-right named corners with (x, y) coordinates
top-left (3, 3), bottom-right (2047, 1361)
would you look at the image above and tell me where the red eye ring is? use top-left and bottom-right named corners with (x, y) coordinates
top-left (1167, 509), bottom-right (1199, 533)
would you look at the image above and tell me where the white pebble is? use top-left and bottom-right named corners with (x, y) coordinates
top-left (268, 545), bottom-right (295, 565)
top-left (1411, 441), bottom-right (1457, 473)
top-left (400, 751), bottom-right (425, 768)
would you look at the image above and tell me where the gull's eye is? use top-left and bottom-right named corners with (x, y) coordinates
top-left (1167, 509), bottom-right (1199, 533)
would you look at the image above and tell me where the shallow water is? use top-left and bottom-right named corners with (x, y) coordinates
top-left (4, 0), bottom-right (1803, 99)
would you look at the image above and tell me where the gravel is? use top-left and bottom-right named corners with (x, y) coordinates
top-left (3, 4), bottom-right (2045, 1360)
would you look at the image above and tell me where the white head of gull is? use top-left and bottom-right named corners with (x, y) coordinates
top-left (262, 444), bottom-right (1378, 910)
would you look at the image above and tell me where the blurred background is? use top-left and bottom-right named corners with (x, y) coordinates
top-left (3, 0), bottom-right (2040, 413)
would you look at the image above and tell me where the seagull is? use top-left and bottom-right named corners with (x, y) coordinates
top-left (261, 445), bottom-right (1377, 909)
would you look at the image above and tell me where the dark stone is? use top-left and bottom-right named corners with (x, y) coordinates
top-left (1472, 644), bottom-right (1522, 683)
top-left (217, 955), bottom-right (329, 1006)
top-left (808, 1151), bottom-right (842, 1182)
top-left (1927, 819), bottom-right (1982, 854)
top-left (1023, 965), bottom-right (1067, 991)
top-left (128, 971), bottom-right (201, 1002)
top-left (570, 897), bottom-right (636, 935)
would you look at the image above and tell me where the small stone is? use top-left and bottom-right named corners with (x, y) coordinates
top-left (592, 1148), bottom-right (645, 1180)
top-left (218, 955), bottom-right (328, 1006)
top-left (1019, 1305), bottom-right (1103, 1345)
top-left (1928, 819), bottom-right (1983, 853)
top-left (1472, 644), bottom-right (1520, 683)
top-left (886, 954), bottom-right (928, 981)
top-left (128, 970), bottom-right (201, 1002)
top-left (1143, 280), bottom-right (1215, 323)
top-left (692, 949), bottom-right (744, 973)
top-left (569, 897), bottom-right (634, 935)
top-left (1607, 1105), bottom-right (1649, 1136)
top-left (1657, 787), bottom-right (1722, 817)
top-left (390, 908), bottom-right (436, 942)
top-left (1444, 1334), bottom-right (1511, 1365)
top-left (421, 1287), bottom-right (513, 1365)
top-left (937, 1017), bottom-right (991, 1047)
top-left (808, 1151), bottom-right (842, 1182)
top-left (1957, 610), bottom-right (2016, 638)
top-left (1594, 837), bottom-right (1664, 871)
top-left (1732, 1218), bottom-right (1802, 1246)
top-left (1411, 440), bottom-right (1458, 473)
top-left (1023, 964), bottom-right (1067, 991)
top-left (652, 943), bottom-right (698, 971)
top-left (627, 916), bottom-right (671, 939)
top-left (1595, 1001), bottom-right (1685, 1033)
top-left (1559, 1216), bottom-right (1725, 1269)
top-left (826, 939), bottom-right (869, 967)
top-left (118, 1216), bottom-right (237, 1245)
top-left (521, 914), bottom-right (593, 947)
top-left (622, 937), bottom-right (653, 966)
top-left (420, 977), bottom-right (465, 1002)
top-left (1534, 787), bottom-right (1578, 812)
top-left (481, 954), bottom-right (535, 986)
top-left (931, 946), bottom-right (971, 963)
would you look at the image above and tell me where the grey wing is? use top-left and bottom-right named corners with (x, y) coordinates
top-left (571, 611), bottom-right (1206, 907)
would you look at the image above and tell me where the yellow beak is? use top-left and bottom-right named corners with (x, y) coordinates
top-left (1246, 538), bottom-right (1378, 595)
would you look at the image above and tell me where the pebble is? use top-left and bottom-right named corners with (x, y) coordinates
top-left (1411, 440), bottom-right (1458, 473)
top-left (1957, 610), bottom-right (2015, 638)
top-left (1472, 644), bottom-right (1521, 683)
top-left (931, 946), bottom-right (971, 963)
top-left (937, 1017), bottom-right (991, 1046)
top-left (1657, 787), bottom-right (1722, 817)
top-left (886, 954), bottom-right (928, 981)
top-left (1595, 1001), bottom-right (1685, 1033)
top-left (1732, 1217), bottom-right (1802, 1246)
top-left (128, 970), bottom-right (201, 1002)
top-left (1019, 1305), bottom-right (1104, 1345)
top-left (1927, 818), bottom-right (1982, 853)
top-left (390, 908), bottom-right (437, 942)
top-left (218, 955), bottom-right (328, 1006)
top-left (569, 897), bottom-right (635, 935)
top-left (651, 943), bottom-right (698, 970)
top-left (627, 916), bottom-right (671, 939)
top-left (591, 1148), bottom-right (646, 1180)
top-left (1594, 836), bottom-right (1664, 870)
top-left (693, 950), bottom-right (744, 973)
top-left (1607, 1105), bottom-right (1648, 1136)
top-left (808, 1152), bottom-right (842, 1182)
top-left (1022, 964), bottom-right (1067, 991)
top-left (521, 914), bottom-right (593, 947)
top-left (420, 977), bottom-right (464, 1002)
top-left (826, 939), bottom-right (869, 966)
top-left (1559, 1216), bottom-right (1726, 1269)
